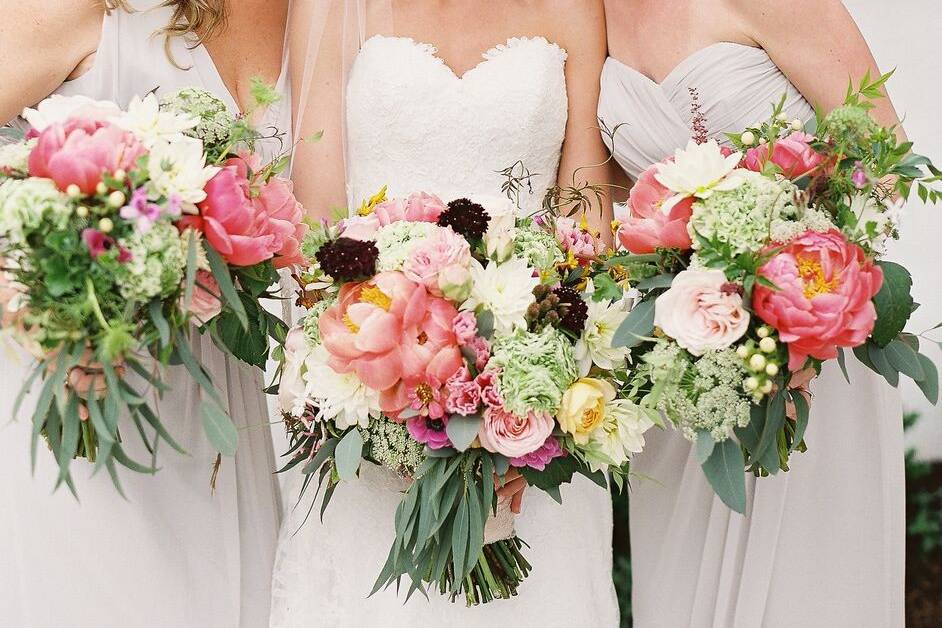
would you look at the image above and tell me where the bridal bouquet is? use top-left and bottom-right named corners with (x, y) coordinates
top-left (0, 88), bottom-right (304, 493)
top-left (276, 190), bottom-right (653, 604)
top-left (610, 72), bottom-right (941, 512)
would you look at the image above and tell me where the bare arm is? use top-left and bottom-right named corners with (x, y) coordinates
top-left (0, 0), bottom-right (104, 123)
top-left (553, 0), bottom-right (614, 244)
top-left (735, 0), bottom-right (902, 132)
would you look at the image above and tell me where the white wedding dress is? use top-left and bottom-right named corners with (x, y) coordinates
top-left (269, 35), bottom-right (620, 627)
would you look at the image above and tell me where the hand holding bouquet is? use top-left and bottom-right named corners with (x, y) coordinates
top-left (275, 190), bottom-right (653, 604)
top-left (0, 88), bottom-right (305, 493)
top-left (611, 72), bottom-right (941, 511)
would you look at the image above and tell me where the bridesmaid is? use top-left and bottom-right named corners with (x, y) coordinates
top-left (599, 1), bottom-right (905, 627)
top-left (0, 1), bottom-right (287, 626)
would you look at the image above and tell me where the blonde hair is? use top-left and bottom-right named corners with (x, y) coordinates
top-left (102, 1), bottom-right (228, 44)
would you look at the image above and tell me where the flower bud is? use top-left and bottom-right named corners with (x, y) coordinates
top-left (114, 169), bottom-right (127, 182)
top-left (740, 131), bottom-right (756, 146)
top-left (98, 217), bottom-right (114, 234)
top-left (756, 326), bottom-right (771, 339)
top-left (765, 363), bottom-right (780, 377)
top-left (791, 119), bottom-right (804, 131)
top-left (736, 344), bottom-right (751, 359)
top-left (437, 263), bottom-right (472, 302)
top-left (66, 184), bottom-right (82, 198)
top-left (75, 206), bottom-right (90, 218)
top-left (108, 191), bottom-right (126, 208)
top-left (759, 337), bottom-right (777, 353)
top-left (760, 379), bottom-right (774, 394)
top-left (749, 354), bottom-right (767, 371)
top-left (96, 181), bottom-right (108, 195)
top-left (744, 377), bottom-right (759, 392)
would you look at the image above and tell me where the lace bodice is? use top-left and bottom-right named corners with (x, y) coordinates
top-left (345, 35), bottom-right (568, 213)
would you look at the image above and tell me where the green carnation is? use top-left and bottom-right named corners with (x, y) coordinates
top-left (824, 104), bottom-right (879, 144)
top-left (512, 224), bottom-right (564, 278)
top-left (116, 221), bottom-right (187, 302)
top-left (690, 170), bottom-right (796, 255)
top-left (490, 326), bottom-right (578, 416)
top-left (301, 298), bottom-right (334, 347)
top-left (160, 88), bottom-right (234, 147)
top-left (0, 178), bottom-right (72, 243)
top-left (374, 221), bottom-right (437, 271)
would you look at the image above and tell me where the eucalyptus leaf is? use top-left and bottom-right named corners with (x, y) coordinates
top-left (205, 245), bottom-right (248, 330)
top-left (701, 438), bottom-right (746, 513)
top-left (612, 298), bottom-right (655, 348)
top-left (475, 310), bottom-right (495, 339)
top-left (334, 428), bottom-right (364, 481)
top-left (451, 497), bottom-right (470, 580)
top-left (695, 430), bottom-right (716, 464)
top-left (200, 399), bottom-right (239, 456)
top-left (790, 391), bottom-right (810, 452)
top-left (636, 274), bottom-right (676, 291)
top-left (915, 353), bottom-right (939, 404)
top-left (885, 338), bottom-right (926, 381)
top-left (836, 348), bottom-right (851, 384)
top-left (868, 342), bottom-right (899, 387)
top-left (183, 230), bottom-right (198, 312)
top-left (445, 414), bottom-right (482, 452)
top-left (870, 261), bottom-right (915, 347)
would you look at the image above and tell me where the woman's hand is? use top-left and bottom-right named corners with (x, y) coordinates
top-left (495, 468), bottom-right (527, 514)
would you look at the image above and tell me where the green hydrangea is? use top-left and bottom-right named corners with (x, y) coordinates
top-left (512, 224), bottom-right (564, 278)
top-left (644, 342), bottom-right (750, 442)
top-left (374, 221), bottom-right (437, 271)
top-left (0, 140), bottom-right (34, 176)
top-left (0, 178), bottom-right (72, 244)
top-left (160, 88), bottom-right (234, 147)
top-left (116, 221), bottom-right (187, 302)
top-left (365, 419), bottom-right (426, 477)
top-left (301, 298), bottom-right (335, 347)
top-left (690, 170), bottom-right (796, 255)
top-left (300, 221), bottom-right (332, 261)
top-left (490, 326), bottom-right (578, 416)
top-left (824, 104), bottom-right (879, 144)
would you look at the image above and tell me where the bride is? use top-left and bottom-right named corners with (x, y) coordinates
top-left (270, 0), bottom-right (619, 625)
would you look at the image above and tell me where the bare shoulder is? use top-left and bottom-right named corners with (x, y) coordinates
top-left (533, 0), bottom-right (606, 52)
top-left (726, 0), bottom-right (849, 37)
top-left (0, 0), bottom-right (103, 41)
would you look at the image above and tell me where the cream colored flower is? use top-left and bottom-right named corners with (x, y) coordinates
top-left (557, 378), bottom-right (616, 445)
top-left (463, 256), bottom-right (539, 334)
top-left (655, 139), bottom-right (742, 214)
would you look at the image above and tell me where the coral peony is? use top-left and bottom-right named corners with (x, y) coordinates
top-left (478, 405), bottom-right (555, 458)
top-left (616, 164), bottom-right (694, 254)
top-left (187, 269), bottom-right (223, 325)
top-left (253, 175), bottom-right (308, 269)
top-left (744, 131), bottom-right (823, 179)
top-left (28, 119), bottom-right (145, 195)
top-left (753, 229), bottom-right (882, 370)
top-left (654, 269), bottom-right (750, 355)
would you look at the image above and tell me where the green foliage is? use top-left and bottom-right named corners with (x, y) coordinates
top-left (871, 261), bottom-right (916, 347)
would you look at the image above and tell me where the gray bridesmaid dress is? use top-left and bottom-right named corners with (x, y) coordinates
top-left (0, 2), bottom-right (285, 626)
top-left (599, 43), bottom-right (904, 628)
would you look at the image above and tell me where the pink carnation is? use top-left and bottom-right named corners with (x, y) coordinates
top-left (478, 406), bottom-right (555, 459)
top-left (509, 436), bottom-right (564, 471)
top-left (28, 119), bottom-right (145, 195)
top-left (556, 217), bottom-right (605, 260)
top-left (744, 131), bottom-right (823, 179)
top-left (476, 369), bottom-right (503, 407)
top-left (468, 336), bottom-right (491, 371)
top-left (753, 229), bottom-right (883, 370)
top-left (616, 164), bottom-right (693, 254)
top-left (452, 311), bottom-right (478, 346)
top-left (445, 369), bottom-right (482, 415)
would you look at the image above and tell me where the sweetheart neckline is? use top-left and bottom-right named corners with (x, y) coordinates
top-left (605, 41), bottom-right (764, 87)
top-left (362, 34), bottom-right (566, 81)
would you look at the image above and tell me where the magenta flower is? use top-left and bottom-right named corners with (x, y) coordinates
top-left (120, 187), bottom-right (162, 232)
top-left (851, 161), bottom-right (868, 189)
top-left (510, 436), bottom-right (565, 471)
top-left (406, 415), bottom-right (452, 450)
top-left (82, 228), bottom-right (115, 259)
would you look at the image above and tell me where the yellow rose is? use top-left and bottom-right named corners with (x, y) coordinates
top-left (557, 378), bottom-right (616, 445)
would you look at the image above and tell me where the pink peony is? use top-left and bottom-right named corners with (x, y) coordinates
top-left (179, 160), bottom-right (279, 267)
top-left (28, 119), bottom-right (145, 195)
top-left (402, 227), bottom-right (471, 296)
top-left (406, 415), bottom-right (452, 450)
top-left (318, 272), bottom-right (463, 407)
top-left (556, 217), bottom-right (605, 260)
top-left (616, 164), bottom-right (694, 254)
top-left (254, 175), bottom-right (309, 269)
top-left (187, 269), bottom-right (223, 325)
top-left (452, 311), bottom-right (478, 346)
top-left (744, 131), bottom-right (823, 179)
top-left (476, 369), bottom-right (503, 408)
top-left (654, 269), bottom-right (750, 355)
top-left (509, 436), bottom-right (564, 471)
top-left (478, 406), bottom-right (555, 458)
top-left (753, 229), bottom-right (882, 370)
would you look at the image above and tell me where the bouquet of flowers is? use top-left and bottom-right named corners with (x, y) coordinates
top-left (610, 72), bottom-right (942, 512)
top-left (0, 87), bottom-right (305, 493)
top-left (276, 189), bottom-right (654, 604)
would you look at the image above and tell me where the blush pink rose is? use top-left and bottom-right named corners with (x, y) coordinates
top-left (654, 269), bottom-right (750, 355)
top-left (753, 229), bottom-right (882, 370)
top-left (254, 175), bottom-right (309, 269)
top-left (478, 406), bottom-right (555, 458)
top-left (179, 159), bottom-right (280, 267)
top-left (187, 269), bottom-right (223, 325)
top-left (744, 131), bottom-right (823, 179)
top-left (616, 164), bottom-right (694, 254)
top-left (28, 119), bottom-right (145, 194)
top-left (402, 226), bottom-right (471, 296)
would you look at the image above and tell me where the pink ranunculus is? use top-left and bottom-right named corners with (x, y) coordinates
top-left (616, 164), bottom-right (694, 254)
top-left (452, 311), bottom-right (478, 346)
top-left (254, 175), bottom-right (309, 269)
top-left (555, 217), bottom-right (605, 261)
top-left (744, 131), bottom-right (823, 179)
top-left (509, 435), bottom-right (564, 471)
top-left (654, 269), bottom-right (750, 356)
top-left (402, 226), bottom-right (471, 296)
top-left (187, 269), bottom-right (223, 325)
top-left (478, 406), bottom-right (555, 459)
top-left (179, 161), bottom-right (279, 267)
top-left (476, 369), bottom-right (503, 408)
top-left (406, 415), bottom-right (452, 450)
top-left (374, 192), bottom-right (446, 226)
top-left (28, 119), bottom-right (145, 195)
top-left (753, 229), bottom-right (883, 370)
